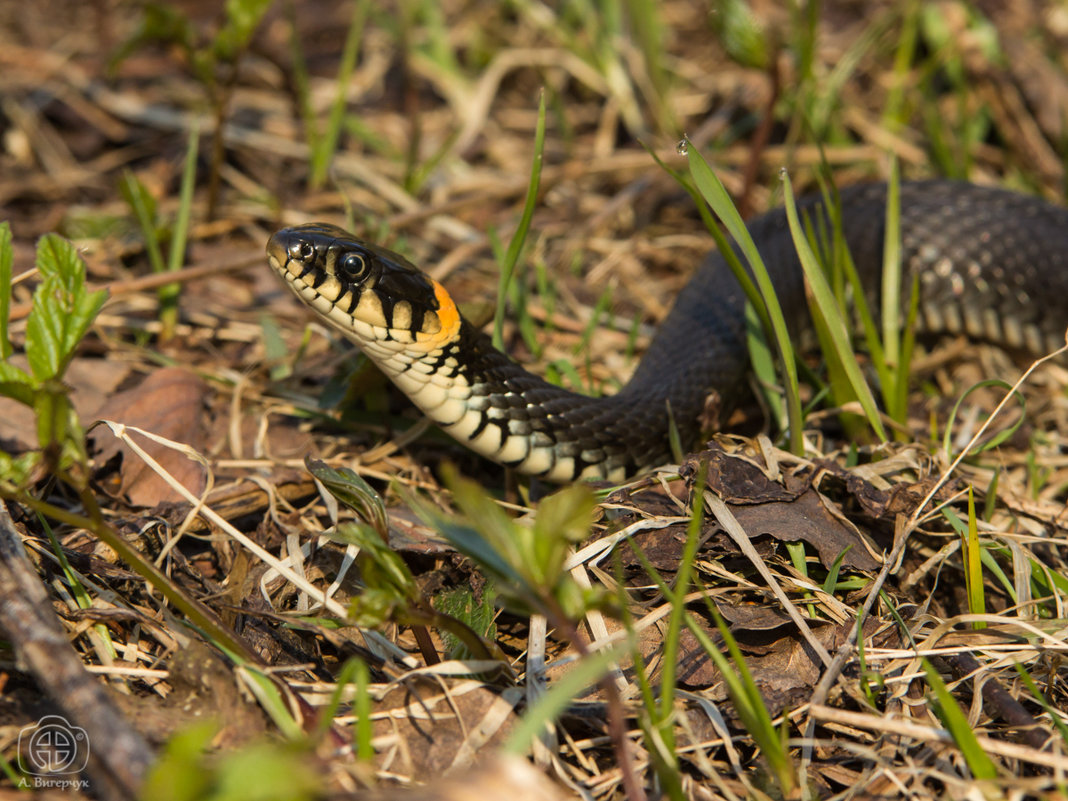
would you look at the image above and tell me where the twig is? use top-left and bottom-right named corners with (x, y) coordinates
top-left (0, 501), bottom-right (153, 799)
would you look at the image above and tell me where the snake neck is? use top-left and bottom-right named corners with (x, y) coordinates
top-left (363, 318), bottom-right (706, 482)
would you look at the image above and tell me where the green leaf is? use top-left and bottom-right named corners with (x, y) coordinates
top-left (0, 361), bottom-right (35, 405)
top-left (212, 740), bottom-right (323, 801)
top-left (347, 586), bottom-right (402, 628)
top-left (410, 467), bottom-right (602, 619)
top-left (140, 721), bottom-right (218, 801)
top-left (332, 521), bottom-right (417, 601)
top-left (24, 236), bottom-right (107, 382)
top-left (0, 450), bottom-right (38, 486)
top-left (305, 458), bottom-right (388, 536)
top-left (428, 507), bottom-right (523, 590)
top-left (433, 587), bottom-right (498, 660)
top-left (532, 483), bottom-right (596, 569)
top-left (25, 277), bottom-right (65, 381)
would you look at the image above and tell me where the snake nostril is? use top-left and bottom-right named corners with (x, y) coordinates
top-left (288, 240), bottom-right (315, 261)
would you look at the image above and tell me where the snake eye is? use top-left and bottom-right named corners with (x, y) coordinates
top-left (338, 252), bottom-right (368, 280)
top-left (289, 240), bottom-right (315, 262)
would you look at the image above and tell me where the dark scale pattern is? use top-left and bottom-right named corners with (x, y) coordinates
top-left (444, 181), bottom-right (1068, 480)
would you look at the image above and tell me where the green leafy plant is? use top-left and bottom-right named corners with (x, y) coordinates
top-left (306, 459), bottom-right (510, 669)
top-left (414, 465), bottom-right (607, 622)
top-left (0, 225), bottom-right (107, 485)
top-left (411, 466), bottom-right (650, 792)
top-left (141, 722), bottom-right (324, 801)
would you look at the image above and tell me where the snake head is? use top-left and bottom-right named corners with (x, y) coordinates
top-left (267, 223), bottom-right (460, 351)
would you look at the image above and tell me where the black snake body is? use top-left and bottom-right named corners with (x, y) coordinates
top-left (268, 180), bottom-right (1068, 482)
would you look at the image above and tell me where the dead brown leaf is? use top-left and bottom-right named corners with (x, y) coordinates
top-left (90, 367), bottom-right (209, 507)
top-left (729, 488), bottom-right (882, 571)
top-left (676, 619), bottom-right (856, 717)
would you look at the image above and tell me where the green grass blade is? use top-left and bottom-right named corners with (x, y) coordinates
top-left (656, 463), bottom-right (708, 760)
top-left (309, 0), bottom-right (369, 189)
top-left (1013, 663), bottom-right (1068, 749)
top-left (699, 603), bottom-right (796, 793)
top-left (644, 144), bottom-right (768, 332)
top-left (942, 379), bottom-right (1026, 459)
top-left (167, 122), bottom-right (199, 275)
top-left (685, 145), bottom-right (804, 453)
top-left (781, 170), bottom-right (887, 440)
top-left (503, 641), bottom-right (628, 757)
top-left (821, 545), bottom-right (852, 595)
top-left (963, 487), bottom-right (986, 629)
top-left (313, 657), bottom-right (375, 761)
top-left (620, 491), bottom-right (796, 793)
top-left (889, 272), bottom-right (919, 426)
top-left (284, 0), bottom-right (319, 156)
top-left (923, 659), bottom-right (999, 780)
top-left (352, 657), bottom-right (374, 761)
top-left (157, 121), bottom-right (200, 339)
top-left (493, 90), bottom-right (546, 351)
top-left (120, 171), bottom-right (166, 274)
top-left (882, 0), bottom-right (921, 134)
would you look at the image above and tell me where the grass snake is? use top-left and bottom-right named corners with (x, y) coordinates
top-left (267, 180), bottom-right (1068, 482)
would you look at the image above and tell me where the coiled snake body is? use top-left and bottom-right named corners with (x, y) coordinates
top-left (268, 180), bottom-right (1068, 482)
